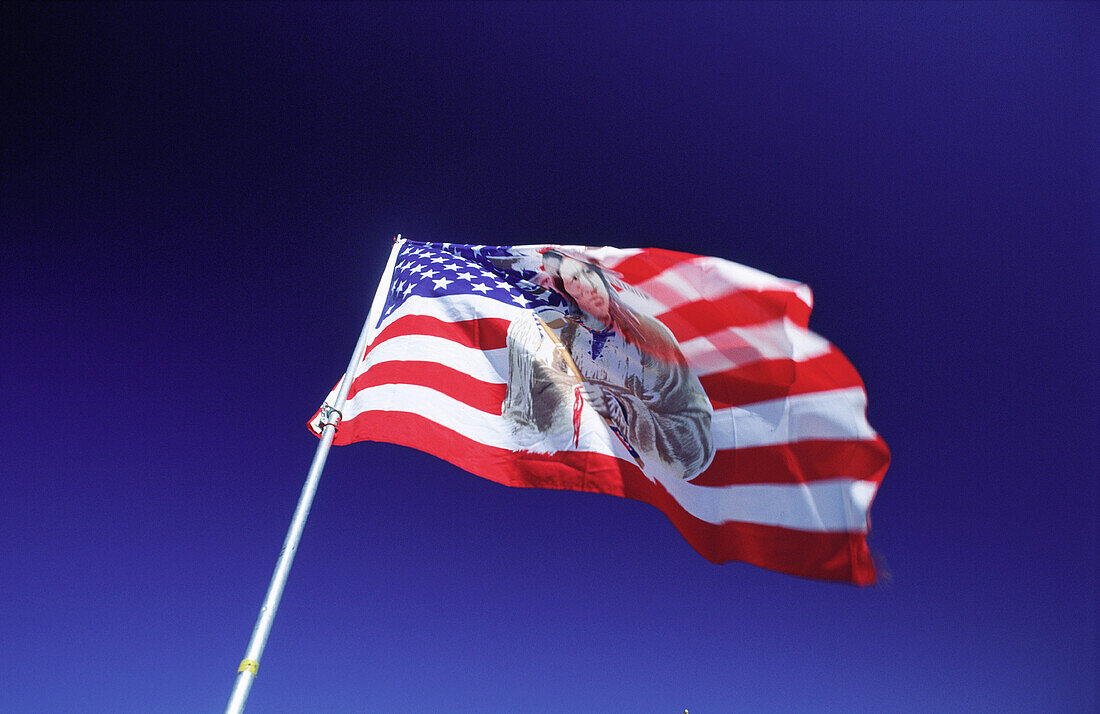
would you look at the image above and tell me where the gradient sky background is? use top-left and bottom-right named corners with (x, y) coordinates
top-left (2, 2), bottom-right (1096, 712)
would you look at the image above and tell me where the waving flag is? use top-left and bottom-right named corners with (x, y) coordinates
top-left (312, 240), bottom-right (889, 584)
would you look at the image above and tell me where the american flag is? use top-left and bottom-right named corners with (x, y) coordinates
top-left (312, 239), bottom-right (889, 584)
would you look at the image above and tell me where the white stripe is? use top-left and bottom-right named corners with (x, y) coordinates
top-left (710, 387), bottom-right (877, 449)
top-left (563, 244), bottom-right (644, 266)
top-left (340, 383), bottom-right (875, 532)
top-left (357, 335), bottom-right (508, 384)
top-left (341, 382), bottom-right (620, 460)
top-left (633, 255), bottom-right (812, 312)
top-left (373, 292), bottom-right (527, 336)
top-left (680, 318), bottom-right (833, 375)
top-left (660, 476), bottom-right (875, 532)
top-left (343, 382), bottom-right (510, 441)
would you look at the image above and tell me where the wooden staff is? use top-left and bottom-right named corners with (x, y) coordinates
top-left (533, 314), bottom-right (645, 468)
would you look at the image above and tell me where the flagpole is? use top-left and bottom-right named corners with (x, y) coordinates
top-left (224, 236), bottom-right (406, 714)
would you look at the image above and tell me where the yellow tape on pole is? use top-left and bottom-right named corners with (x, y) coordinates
top-left (237, 659), bottom-right (259, 676)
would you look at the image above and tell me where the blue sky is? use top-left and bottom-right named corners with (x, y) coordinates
top-left (2, 2), bottom-right (1095, 711)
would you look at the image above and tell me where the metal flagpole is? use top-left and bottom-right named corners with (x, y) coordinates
top-left (224, 236), bottom-right (406, 714)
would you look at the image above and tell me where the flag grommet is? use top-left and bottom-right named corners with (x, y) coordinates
top-left (318, 405), bottom-right (342, 429)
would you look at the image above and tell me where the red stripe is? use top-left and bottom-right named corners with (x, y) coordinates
top-left (657, 289), bottom-right (812, 339)
top-left (606, 247), bottom-right (700, 284)
top-left (347, 361), bottom-right (506, 414)
top-left (699, 350), bottom-right (864, 410)
top-left (365, 314), bottom-right (510, 357)
top-left (331, 411), bottom-right (877, 585)
top-left (691, 437), bottom-right (890, 488)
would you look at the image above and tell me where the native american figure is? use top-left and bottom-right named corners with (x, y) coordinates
top-left (501, 249), bottom-right (714, 482)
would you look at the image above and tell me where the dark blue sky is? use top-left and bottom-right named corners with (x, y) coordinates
top-left (2, 2), bottom-right (1095, 711)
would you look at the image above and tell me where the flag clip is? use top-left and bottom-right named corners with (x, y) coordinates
top-left (319, 404), bottom-right (342, 429)
top-left (238, 659), bottom-right (259, 676)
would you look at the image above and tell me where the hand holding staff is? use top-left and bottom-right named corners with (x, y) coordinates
top-left (533, 313), bottom-right (645, 468)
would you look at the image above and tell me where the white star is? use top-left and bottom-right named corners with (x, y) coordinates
top-left (469, 245), bottom-right (484, 253)
top-left (455, 271), bottom-right (475, 282)
top-left (420, 269), bottom-right (437, 279)
top-left (431, 255), bottom-right (448, 264)
top-left (408, 264), bottom-right (423, 274)
top-left (402, 282), bottom-right (414, 297)
top-left (511, 293), bottom-right (530, 307)
top-left (432, 276), bottom-right (453, 291)
top-left (470, 282), bottom-right (491, 294)
top-left (495, 280), bottom-right (512, 291)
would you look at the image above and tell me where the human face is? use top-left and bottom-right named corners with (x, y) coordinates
top-left (558, 257), bottom-right (611, 324)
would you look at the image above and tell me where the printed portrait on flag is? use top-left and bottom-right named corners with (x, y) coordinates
top-left (312, 239), bottom-right (888, 584)
top-left (499, 249), bottom-right (715, 482)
